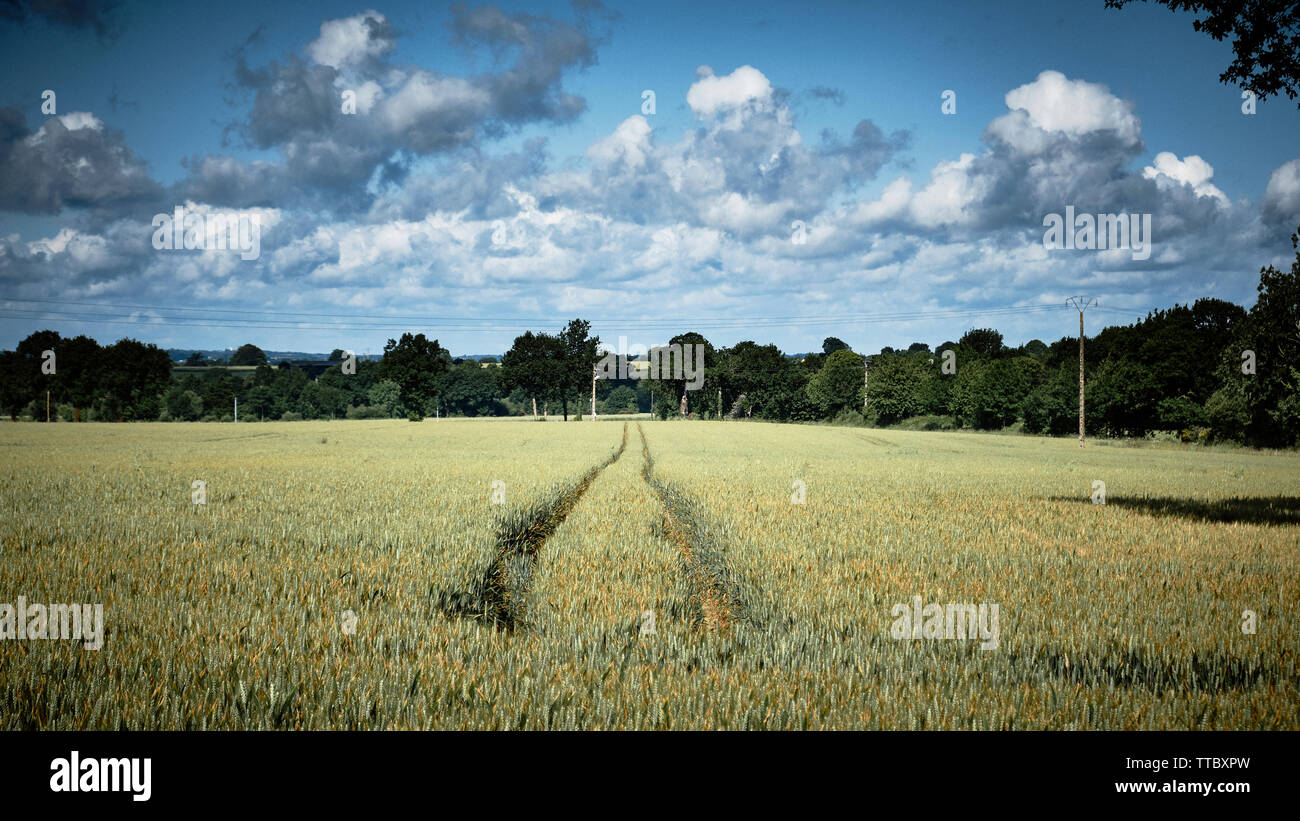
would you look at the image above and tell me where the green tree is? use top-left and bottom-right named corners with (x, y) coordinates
top-left (807, 349), bottom-right (864, 418)
top-left (298, 381), bottom-right (348, 419)
top-left (16, 330), bottom-right (60, 420)
top-left (251, 363), bottom-right (277, 388)
top-left (54, 335), bottom-right (102, 421)
top-left (1241, 227), bottom-right (1300, 446)
top-left (644, 331), bottom-right (714, 418)
top-left (377, 333), bottom-right (448, 419)
top-left (367, 380), bottom-right (405, 417)
top-left (166, 387), bottom-right (204, 421)
top-left (714, 342), bottom-right (811, 421)
top-left (557, 319), bottom-right (601, 420)
top-left (0, 350), bottom-right (31, 420)
top-left (441, 363), bottom-right (502, 416)
top-left (1023, 366), bottom-right (1081, 435)
top-left (500, 331), bottom-right (565, 418)
top-left (229, 344), bottom-right (267, 366)
top-left (970, 357), bottom-right (1040, 429)
top-left (246, 385), bottom-right (279, 420)
top-left (959, 328), bottom-right (1005, 358)
top-left (601, 385), bottom-right (639, 414)
top-left (97, 338), bottom-right (171, 421)
top-left (1205, 384), bottom-right (1250, 441)
top-left (201, 370), bottom-right (237, 418)
top-left (1157, 396), bottom-right (1208, 430)
top-left (1091, 359), bottom-right (1162, 436)
top-left (868, 353), bottom-right (932, 425)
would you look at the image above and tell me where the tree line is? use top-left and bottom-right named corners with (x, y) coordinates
top-left (3, 230), bottom-right (1296, 446)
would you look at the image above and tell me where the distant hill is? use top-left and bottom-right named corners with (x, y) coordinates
top-left (166, 349), bottom-right (500, 363)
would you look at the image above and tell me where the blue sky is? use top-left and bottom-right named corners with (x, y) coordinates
top-left (1, 0), bottom-right (1297, 355)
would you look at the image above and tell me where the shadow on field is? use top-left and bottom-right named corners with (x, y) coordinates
top-left (1049, 495), bottom-right (1300, 526)
top-left (1021, 646), bottom-right (1288, 693)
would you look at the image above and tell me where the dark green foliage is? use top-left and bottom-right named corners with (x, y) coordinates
top-left (806, 349), bottom-right (863, 417)
top-left (229, 344), bottom-right (267, 366)
top-left (377, 333), bottom-right (449, 416)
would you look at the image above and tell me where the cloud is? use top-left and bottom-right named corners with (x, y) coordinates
top-left (0, 108), bottom-right (160, 214)
top-left (539, 65), bottom-right (907, 236)
top-left (1002, 70), bottom-right (1141, 145)
top-left (212, 3), bottom-right (605, 207)
top-left (306, 9), bottom-right (396, 69)
top-left (843, 69), bottom-right (1248, 251)
top-left (176, 155), bottom-right (289, 209)
top-left (1262, 158), bottom-right (1300, 227)
top-left (1142, 152), bottom-right (1228, 205)
top-left (686, 65), bottom-right (773, 117)
top-left (806, 86), bottom-right (845, 105)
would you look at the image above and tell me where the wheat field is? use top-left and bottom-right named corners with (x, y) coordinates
top-left (1, 419), bottom-right (1296, 729)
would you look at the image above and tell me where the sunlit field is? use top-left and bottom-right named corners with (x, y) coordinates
top-left (2, 419), bottom-right (1297, 729)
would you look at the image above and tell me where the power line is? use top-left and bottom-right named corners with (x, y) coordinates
top-left (0, 298), bottom-right (1069, 333)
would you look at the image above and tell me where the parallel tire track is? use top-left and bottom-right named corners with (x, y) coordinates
top-left (439, 423), bottom-right (628, 630)
top-left (636, 423), bottom-right (761, 632)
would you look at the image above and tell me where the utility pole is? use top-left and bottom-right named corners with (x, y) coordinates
top-left (46, 391), bottom-right (50, 423)
top-left (863, 356), bottom-right (869, 413)
top-left (590, 364), bottom-right (598, 420)
top-left (1066, 297), bottom-right (1096, 448)
top-left (234, 397), bottom-right (238, 423)
top-left (717, 387), bottom-right (722, 420)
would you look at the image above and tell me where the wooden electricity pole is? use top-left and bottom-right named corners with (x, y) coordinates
top-left (863, 356), bottom-right (869, 413)
top-left (1066, 297), bottom-right (1096, 447)
top-left (717, 387), bottom-right (722, 420)
top-left (590, 364), bottom-right (598, 420)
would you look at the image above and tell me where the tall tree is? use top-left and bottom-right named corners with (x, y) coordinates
top-left (97, 338), bottom-right (171, 421)
top-left (822, 337), bottom-right (851, 355)
top-left (377, 333), bottom-right (448, 420)
top-left (1241, 226), bottom-right (1300, 445)
top-left (0, 350), bottom-right (28, 420)
top-left (644, 331), bottom-right (714, 417)
top-left (230, 343), bottom-right (268, 366)
top-left (867, 352), bottom-right (932, 425)
top-left (500, 331), bottom-right (564, 418)
top-left (56, 335), bottom-right (102, 420)
top-left (807, 348), bottom-right (865, 417)
top-left (959, 328), bottom-right (1005, 358)
top-left (557, 319), bottom-right (601, 421)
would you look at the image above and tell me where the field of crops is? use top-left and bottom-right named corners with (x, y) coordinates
top-left (1, 419), bottom-right (1297, 729)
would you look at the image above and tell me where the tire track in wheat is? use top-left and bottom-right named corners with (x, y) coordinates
top-left (636, 423), bottom-right (762, 632)
top-left (438, 423), bottom-right (628, 630)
